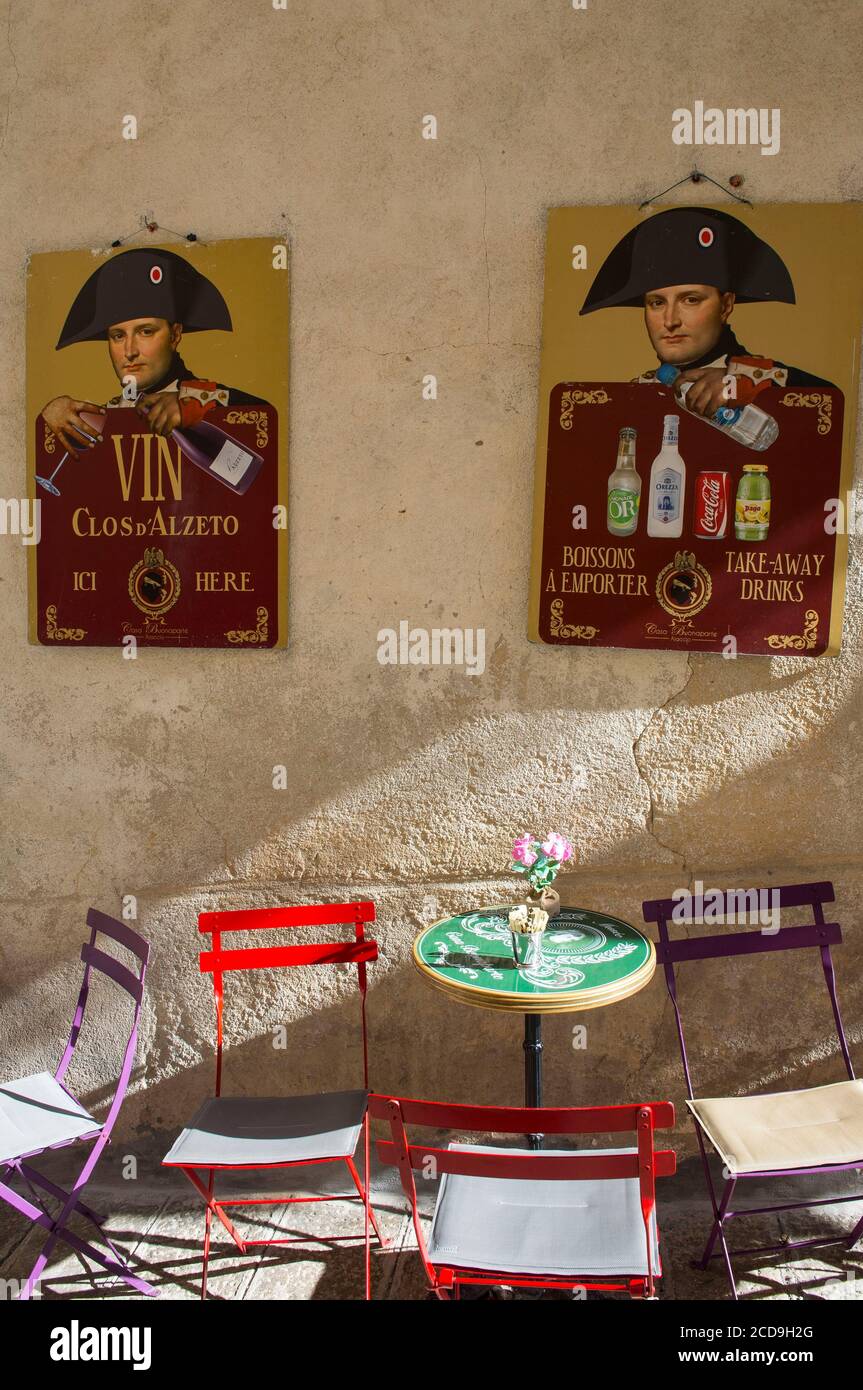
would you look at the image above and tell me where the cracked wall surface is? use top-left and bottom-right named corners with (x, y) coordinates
top-left (1, 0), bottom-right (863, 1155)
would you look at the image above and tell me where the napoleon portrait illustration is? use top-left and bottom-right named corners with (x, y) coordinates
top-left (580, 206), bottom-right (834, 418)
top-left (40, 247), bottom-right (269, 456)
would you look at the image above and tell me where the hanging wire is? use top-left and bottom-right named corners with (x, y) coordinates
top-left (639, 169), bottom-right (753, 210)
top-left (109, 213), bottom-right (199, 249)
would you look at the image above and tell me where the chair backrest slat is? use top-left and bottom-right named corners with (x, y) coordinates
top-left (80, 943), bottom-right (144, 1003)
top-left (86, 907), bottom-right (150, 962)
top-left (376, 1140), bottom-right (676, 1181)
top-left (200, 940), bottom-right (377, 975)
top-left (368, 1093), bottom-right (674, 1133)
top-left (656, 921), bottom-right (841, 965)
top-left (642, 880), bottom-right (835, 923)
top-left (199, 902), bottom-right (375, 933)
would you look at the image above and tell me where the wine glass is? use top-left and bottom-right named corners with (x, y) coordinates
top-left (36, 410), bottom-right (107, 496)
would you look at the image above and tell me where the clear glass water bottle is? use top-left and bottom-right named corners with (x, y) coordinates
top-left (606, 426), bottom-right (641, 536)
top-left (656, 363), bottom-right (779, 451)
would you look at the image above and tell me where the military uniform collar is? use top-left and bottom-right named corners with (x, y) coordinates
top-left (683, 323), bottom-right (749, 370)
top-left (106, 351), bottom-right (191, 407)
top-left (148, 351), bottom-right (192, 393)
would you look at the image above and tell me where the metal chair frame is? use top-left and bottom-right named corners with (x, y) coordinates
top-left (163, 901), bottom-right (386, 1299)
top-left (0, 908), bottom-right (154, 1300)
top-left (643, 879), bottom-right (863, 1299)
top-left (369, 1092), bottom-right (675, 1299)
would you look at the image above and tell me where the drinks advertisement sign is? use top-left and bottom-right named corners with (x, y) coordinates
top-left (26, 238), bottom-right (289, 648)
top-left (528, 205), bottom-right (863, 656)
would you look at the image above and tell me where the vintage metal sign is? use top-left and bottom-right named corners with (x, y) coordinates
top-left (529, 205), bottom-right (863, 656)
top-left (27, 237), bottom-right (288, 648)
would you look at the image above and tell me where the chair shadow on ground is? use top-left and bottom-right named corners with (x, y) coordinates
top-left (14, 1173), bottom-right (863, 1301)
top-left (25, 1191), bottom-right (411, 1300)
top-left (7, 944), bottom-right (863, 1302)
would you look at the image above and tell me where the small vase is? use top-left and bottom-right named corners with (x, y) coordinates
top-left (538, 888), bottom-right (561, 919)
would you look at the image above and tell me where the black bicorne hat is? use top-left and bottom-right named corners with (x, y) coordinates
top-left (56, 248), bottom-right (232, 348)
top-left (580, 207), bottom-right (795, 314)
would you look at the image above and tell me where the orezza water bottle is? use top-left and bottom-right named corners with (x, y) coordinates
top-left (647, 414), bottom-right (685, 538)
top-left (656, 362), bottom-right (779, 451)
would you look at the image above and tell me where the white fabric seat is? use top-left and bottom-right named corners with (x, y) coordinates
top-left (163, 1089), bottom-right (367, 1168)
top-left (689, 1079), bottom-right (863, 1175)
top-left (426, 1143), bottom-right (660, 1277)
top-left (0, 1071), bottom-right (101, 1165)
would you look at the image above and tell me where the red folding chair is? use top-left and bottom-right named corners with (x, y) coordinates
top-left (368, 1093), bottom-right (675, 1299)
top-left (163, 901), bottom-right (386, 1299)
top-left (643, 879), bottom-right (863, 1299)
top-left (0, 908), bottom-right (154, 1299)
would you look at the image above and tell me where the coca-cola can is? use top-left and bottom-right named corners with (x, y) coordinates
top-left (693, 470), bottom-right (730, 539)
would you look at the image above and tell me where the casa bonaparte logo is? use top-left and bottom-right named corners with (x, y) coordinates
top-left (128, 547), bottom-right (181, 617)
top-left (655, 550), bottom-right (712, 618)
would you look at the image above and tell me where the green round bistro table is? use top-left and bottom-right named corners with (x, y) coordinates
top-left (413, 905), bottom-right (656, 1147)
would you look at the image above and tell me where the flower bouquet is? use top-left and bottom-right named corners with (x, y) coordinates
top-left (508, 832), bottom-right (573, 969)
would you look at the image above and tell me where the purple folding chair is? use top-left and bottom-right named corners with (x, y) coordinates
top-left (0, 908), bottom-right (156, 1299)
top-left (642, 880), bottom-right (863, 1299)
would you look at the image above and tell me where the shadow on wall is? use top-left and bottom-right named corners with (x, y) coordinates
top-left (7, 609), bottom-right (860, 906)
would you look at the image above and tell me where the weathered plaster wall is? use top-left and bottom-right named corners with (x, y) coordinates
top-left (2, 0), bottom-right (862, 1155)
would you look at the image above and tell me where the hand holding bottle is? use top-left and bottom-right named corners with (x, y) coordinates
top-left (671, 367), bottom-right (730, 417)
top-left (36, 404), bottom-right (107, 496)
top-left (40, 396), bottom-right (105, 454)
top-left (135, 391), bottom-right (182, 436)
top-left (656, 362), bottom-right (778, 451)
top-left (135, 385), bottom-right (264, 494)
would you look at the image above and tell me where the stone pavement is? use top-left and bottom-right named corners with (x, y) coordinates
top-left (2, 1135), bottom-right (862, 1301)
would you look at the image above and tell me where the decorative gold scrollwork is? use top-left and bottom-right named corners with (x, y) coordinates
top-left (765, 609), bottom-right (820, 651)
top-left (225, 410), bottom-right (269, 448)
top-left (44, 605), bottom-right (85, 641)
top-left (779, 392), bottom-right (832, 435)
top-left (548, 598), bottom-right (598, 640)
top-left (559, 388), bottom-right (610, 429)
top-left (225, 607), bottom-right (270, 645)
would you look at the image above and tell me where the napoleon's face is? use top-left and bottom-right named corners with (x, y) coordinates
top-left (643, 286), bottom-right (735, 366)
top-left (107, 318), bottom-right (183, 391)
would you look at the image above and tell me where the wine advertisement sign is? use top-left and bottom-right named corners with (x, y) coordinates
top-left (27, 237), bottom-right (288, 648)
top-left (528, 205), bottom-right (863, 656)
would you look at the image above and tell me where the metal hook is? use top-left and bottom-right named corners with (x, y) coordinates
top-left (639, 168), bottom-right (753, 210)
top-left (107, 214), bottom-right (200, 251)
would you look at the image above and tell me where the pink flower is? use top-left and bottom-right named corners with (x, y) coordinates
top-left (542, 832), bottom-right (573, 863)
top-left (512, 834), bottom-right (538, 867)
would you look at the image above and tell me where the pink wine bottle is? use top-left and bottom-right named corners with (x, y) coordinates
top-left (171, 420), bottom-right (264, 495)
